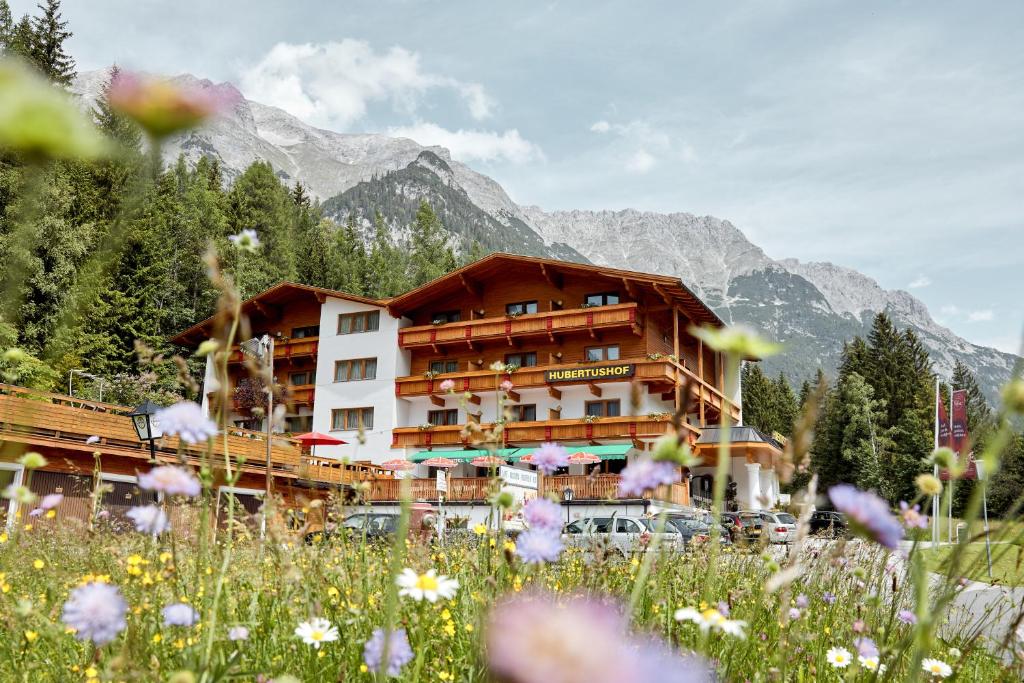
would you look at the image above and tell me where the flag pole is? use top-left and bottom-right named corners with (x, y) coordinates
top-left (978, 460), bottom-right (993, 579)
top-left (932, 380), bottom-right (938, 544)
top-left (263, 336), bottom-right (275, 540)
top-left (947, 382), bottom-right (954, 544)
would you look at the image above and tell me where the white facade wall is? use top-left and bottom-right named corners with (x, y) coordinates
top-left (310, 297), bottom-right (410, 464)
top-left (690, 458), bottom-right (780, 511)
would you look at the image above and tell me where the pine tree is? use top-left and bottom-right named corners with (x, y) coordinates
top-left (772, 372), bottom-right (799, 438)
top-left (7, 14), bottom-right (32, 58)
top-left (408, 200), bottom-right (456, 287)
top-left (333, 213), bottom-right (367, 293)
top-left (296, 217), bottom-right (338, 290)
top-left (291, 182), bottom-right (310, 208)
top-left (363, 211), bottom-right (409, 298)
top-left (740, 363), bottom-right (776, 434)
top-left (839, 337), bottom-right (869, 380)
top-left (29, 0), bottom-right (75, 86)
top-left (0, 1), bottom-right (13, 52)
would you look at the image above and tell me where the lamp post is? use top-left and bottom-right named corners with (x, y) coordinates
top-left (562, 486), bottom-right (574, 524)
top-left (128, 400), bottom-right (163, 462)
top-left (69, 369), bottom-right (106, 401)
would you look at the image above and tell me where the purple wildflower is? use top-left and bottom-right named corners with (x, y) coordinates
top-left (855, 637), bottom-right (879, 658)
top-left (363, 628), bottom-right (413, 677)
top-left (61, 582), bottom-right (128, 645)
top-left (126, 505), bottom-right (170, 536)
top-left (898, 609), bottom-right (917, 625)
top-left (138, 465), bottom-right (201, 497)
top-left (228, 625), bottom-right (249, 641)
top-left (822, 592), bottom-right (837, 605)
top-left (28, 508), bottom-right (43, 517)
top-left (40, 493), bottom-right (63, 510)
top-left (828, 485), bottom-right (904, 550)
top-left (162, 602), bottom-right (199, 627)
top-left (154, 401), bottom-right (218, 445)
top-left (899, 501), bottom-right (929, 529)
top-left (531, 442), bottom-right (568, 475)
top-left (618, 458), bottom-right (681, 497)
top-left (522, 497), bottom-right (563, 532)
top-left (515, 528), bottom-right (564, 564)
top-left (796, 594), bottom-right (809, 609)
top-left (487, 593), bottom-right (713, 683)
top-left (717, 601), bottom-right (731, 617)
top-left (788, 608), bottom-right (801, 620)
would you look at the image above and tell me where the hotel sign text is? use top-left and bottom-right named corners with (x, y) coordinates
top-left (544, 364), bottom-right (635, 383)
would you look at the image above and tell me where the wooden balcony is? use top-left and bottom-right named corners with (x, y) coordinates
top-left (227, 337), bottom-right (319, 364)
top-left (397, 303), bottom-right (641, 350)
top-left (0, 384), bottom-right (301, 477)
top-left (396, 357), bottom-right (676, 396)
top-left (392, 414), bottom-right (696, 449)
top-left (539, 473), bottom-right (690, 506)
top-left (287, 384), bottom-right (315, 407)
top-left (367, 476), bottom-right (494, 502)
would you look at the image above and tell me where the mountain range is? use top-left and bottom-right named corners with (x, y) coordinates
top-left (72, 70), bottom-right (1021, 403)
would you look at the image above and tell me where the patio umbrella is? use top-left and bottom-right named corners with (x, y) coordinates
top-left (470, 455), bottom-right (506, 468)
top-left (293, 431), bottom-right (348, 458)
top-left (568, 452), bottom-right (601, 465)
top-left (420, 457), bottom-right (459, 468)
top-left (518, 454), bottom-right (535, 464)
top-left (380, 458), bottom-right (417, 472)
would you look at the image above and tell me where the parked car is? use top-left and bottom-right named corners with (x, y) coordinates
top-left (809, 511), bottom-right (848, 538)
top-left (563, 516), bottom-right (682, 556)
top-left (340, 512), bottom-right (400, 541)
top-left (720, 511), bottom-right (764, 544)
top-left (665, 517), bottom-right (732, 548)
top-left (759, 511), bottom-right (798, 544)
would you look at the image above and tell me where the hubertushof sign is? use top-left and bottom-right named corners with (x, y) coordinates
top-left (544, 364), bottom-right (635, 383)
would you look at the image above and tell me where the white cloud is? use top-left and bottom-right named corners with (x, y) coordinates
top-left (239, 40), bottom-right (493, 128)
top-left (388, 122), bottom-right (544, 165)
top-left (625, 149), bottom-right (657, 174)
top-left (590, 120), bottom-right (611, 133)
top-left (908, 274), bottom-right (931, 289)
top-left (967, 309), bottom-right (994, 322)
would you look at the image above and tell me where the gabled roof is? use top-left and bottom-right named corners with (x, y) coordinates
top-left (384, 252), bottom-right (723, 326)
top-left (697, 426), bottom-right (785, 451)
top-left (171, 281), bottom-right (384, 346)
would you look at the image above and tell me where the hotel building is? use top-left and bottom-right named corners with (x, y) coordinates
top-left (171, 253), bottom-right (783, 516)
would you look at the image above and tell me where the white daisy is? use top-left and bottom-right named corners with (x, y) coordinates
top-left (858, 655), bottom-right (885, 672)
top-left (921, 658), bottom-right (952, 678)
top-left (674, 607), bottom-right (746, 639)
top-left (396, 568), bottom-right (459, 603)
top-left (294, 618), bottom-right (338, 649)
top-left (826, 646), bottom-right (852, 669)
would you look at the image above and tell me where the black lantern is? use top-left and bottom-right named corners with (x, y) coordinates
top-left (128, 400), bottom-right (164, 461)
top-left (562, 486), bottom-right (574, 523)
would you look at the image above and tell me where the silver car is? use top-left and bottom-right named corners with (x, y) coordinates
top-left (563, 515), bottom-right (681, 556)
top-left (759, 511), bottom-right (798, 544)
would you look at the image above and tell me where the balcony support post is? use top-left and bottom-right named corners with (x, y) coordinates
top-left (673, 307), bottom-right (681, 413)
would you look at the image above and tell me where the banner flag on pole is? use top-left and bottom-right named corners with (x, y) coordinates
top-left (939, 389), bottom-right (975, 480)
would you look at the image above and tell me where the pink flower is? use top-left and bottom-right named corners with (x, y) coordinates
top-left (899, 501), bottom-right (929, 529)
top-left (108, 71), bottom-right (231, 138)
top-left (40, 493), bottom-right (63, 510)
top-left (500, 379), bottom-right (514, 392)
top-left (138, 466), bottom-right (201, 497)
top-left (439, 379), bottom-right (456, 393)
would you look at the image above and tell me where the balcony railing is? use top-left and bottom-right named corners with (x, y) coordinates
top-left (539, 473), bottom-right (689, 506)
top-left (396, 357), bottom-right (676, 396)
top-left (367, 476), bottom-right (494, 502)
top-left (392, 414), bottom-right (696, 449)
top-left (227, 337), bottom-right (319, 364)
top-left (398, 303), bottom-right (640, 350)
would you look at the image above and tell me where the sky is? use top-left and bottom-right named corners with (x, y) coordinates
top-left (15, 0), bottom-right (1023, 354)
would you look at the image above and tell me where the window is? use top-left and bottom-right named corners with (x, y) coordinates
top-left (616, 519), bottom-right (641, 533)
top-left (505, 301), bottom-right (538, 315)
top-left (337, 311), bottom-right (380, 334)
top-left (505, 352), bottom-right (537, 367)
top-left (331, 407), bottom-right (374, 431)
top-left (427, 409), bottom-right (459, 426)
top-left (585, 292), bottom-right (620, 306)
top-left (585, 399), bottom-right (621, 417)
top-left (585, 345), bottom-right (620, 362)
top-left (291, 325), bottom-right (320, 338)
top-left (431, 310), bottom-right (461, 324)
top-left (284, 415), bottom-right (313, 433)
top-left (429, 359), bottom-right (460, 374)
top-left (509, 404), bottom-right (537, 422)
top-left (334, 358), bottom-right (377, 382)
top-left (289, 371), bottom-right (311, 386)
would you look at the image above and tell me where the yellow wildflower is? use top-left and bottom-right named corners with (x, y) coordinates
top-left (152, 633), bottom-right (162, 643)
top-left (473, 523), bottom-right (487, 535)
top-left (24, 630), bottom-right (38, 642)
top-left (32, 559), bottom-right (44, 570)
top-left (85, 667), bottom-right (98, 678)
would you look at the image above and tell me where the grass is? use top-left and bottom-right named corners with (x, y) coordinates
top-left (922, 542), bottom-right (1024, 586)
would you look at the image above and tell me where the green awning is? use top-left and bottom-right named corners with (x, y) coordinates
top-left (409, 448), bottom-right (520, 462)
top-left (409, 444), bottom-right (634, 463)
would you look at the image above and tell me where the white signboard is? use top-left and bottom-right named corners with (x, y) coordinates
top-left (435, 470), bottom-right (448, 492)
top-left (499, 466), bottom-right (538, 490)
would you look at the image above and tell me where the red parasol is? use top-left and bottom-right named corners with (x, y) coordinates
top-left (568, 452), bottom-right (601, 465)
top-left (470, 455), bottom-right (506, 468)
top-left (518, 454), bottom-right (535, 464)
top-left (380, 458), bottom-right (417, 472)
top-left (420, 457), bottom-right (459, 468)
top-left (293, 431), bottom-right (347, 458)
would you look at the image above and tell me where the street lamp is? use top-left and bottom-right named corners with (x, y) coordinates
top-left (562, 486), bottom-right (574, 523)
top-left (128, 400), bottom-right (164, 462)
